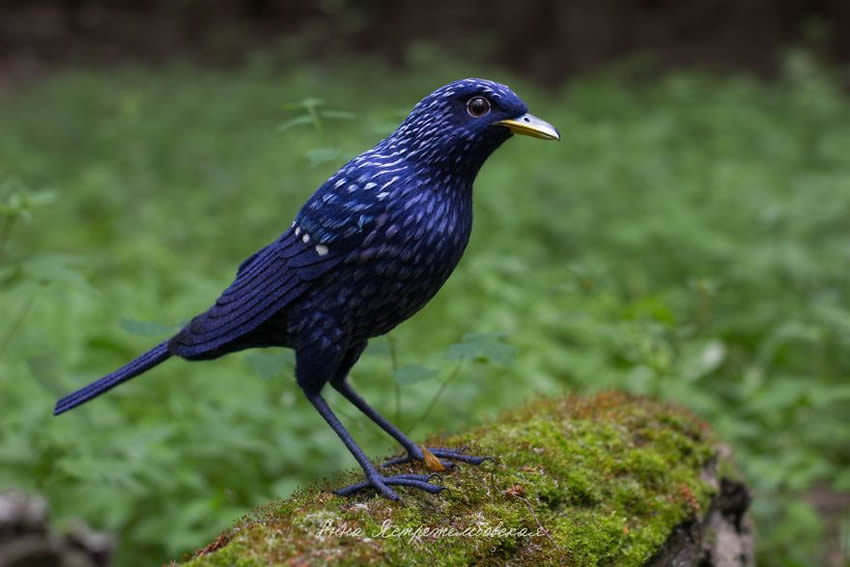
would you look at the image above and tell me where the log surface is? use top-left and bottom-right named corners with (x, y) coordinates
top-left (180, 392), bottom-right (753, 567)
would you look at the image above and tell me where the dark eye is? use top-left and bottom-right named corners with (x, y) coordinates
top-left (466, 96), bottom-right (491, 118)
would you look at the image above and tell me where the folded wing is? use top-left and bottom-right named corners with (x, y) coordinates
top-left (169, 228), bottom-right (344, 357)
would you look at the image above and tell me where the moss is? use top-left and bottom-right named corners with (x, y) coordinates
top-left (178, 392), bottom-right (728, 566)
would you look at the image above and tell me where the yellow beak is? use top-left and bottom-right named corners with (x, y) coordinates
top-left (493, 113), bottom-right (560, 141)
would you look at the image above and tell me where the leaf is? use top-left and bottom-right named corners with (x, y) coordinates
top-left (699, 340), bottom-right (726, 373)
top-left (808, 384), bottom-right (850, 408)
top-left (19, 253), bottom-right (89, 288)
top-left (444, 333), bottom-right (515, 365)
top-left (277, 115), bottom-right (313, 132)
top-left (0, 437), bottom-right (36, 465)
top-left (393, 364), bottom-right (439, 385)
top-left (0, 262), bottom-right (18, 284)
top-left (120, 318), bottom-right (178, 337)
top-left (298, 97), bottom-right (324, 109)
top-left (281, 97), bottom-right (324, 111)
top-left (320, 110), bottom-right (356, 120)
top-left (304, 148), bottom-right (342, 167)
top-left (26, 355), bottom-right (63, 396)
top-left (0, 180), bottom-right (56, 220)
top-left (681, 340), bottom-right (727, 382)
top-left (747, 379), bottom-right (807, 413)
top-left (422, 446), bottom-right (446, 472)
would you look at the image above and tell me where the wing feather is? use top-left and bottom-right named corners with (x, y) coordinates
top-left (169, 228), bottom-right (343, 356)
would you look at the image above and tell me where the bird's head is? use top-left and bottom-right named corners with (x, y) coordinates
top-left (383, 78), bottom-right (559, 176)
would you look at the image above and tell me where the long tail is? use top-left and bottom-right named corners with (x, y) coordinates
top-left (54, 342), bottom-right (172, 415)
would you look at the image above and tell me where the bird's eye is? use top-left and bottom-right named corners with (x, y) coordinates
top-left (466, 96), bottom-right (491, 118)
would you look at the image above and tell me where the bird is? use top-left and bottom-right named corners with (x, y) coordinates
top-left (54, 78), bottom-right (559, 500)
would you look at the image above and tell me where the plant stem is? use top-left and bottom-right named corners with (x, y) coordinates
top-left (306, 101), bottom-right (323, 135)
top-left (0, 215), bottom-right (15, 256)
top-left (387, 336), bottom-right (401, 425)
top-left (405, 360), bottom-right (463, 435)
top-left (0, 292), bottom-right (34, 356)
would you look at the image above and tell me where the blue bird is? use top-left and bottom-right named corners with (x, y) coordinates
top-left (54, 78), bottom-right (559, 500)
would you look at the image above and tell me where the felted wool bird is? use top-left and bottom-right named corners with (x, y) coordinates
top-left (54, 78), bottom-right (559, 500)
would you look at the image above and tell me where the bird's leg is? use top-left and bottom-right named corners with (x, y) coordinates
top-left (305, 391), bottom-right (443, 500)
top-left (331, 379), bottom-right (490, 469)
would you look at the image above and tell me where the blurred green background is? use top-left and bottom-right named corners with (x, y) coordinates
top-left (1, 2), bottom-right (849, 566)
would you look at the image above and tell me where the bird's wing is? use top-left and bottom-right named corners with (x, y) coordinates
top-left (169, 227), bottom-right (345, 356)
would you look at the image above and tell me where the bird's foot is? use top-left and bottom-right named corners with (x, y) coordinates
top-left (383, 446), bottom-right (491, 470)
top-left (335, 473), bottom-right (444, 500)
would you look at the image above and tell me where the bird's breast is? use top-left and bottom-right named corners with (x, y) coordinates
top-left (326, 187), bottom-right (473, 339)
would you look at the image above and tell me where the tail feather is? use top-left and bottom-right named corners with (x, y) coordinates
top-left (54, 342), bottom-right (172, 415)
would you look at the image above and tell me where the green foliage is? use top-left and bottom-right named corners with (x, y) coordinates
top-left (0, 51), bottom-right (848, 565)
top-left (392, 364), bottom-right (439, 385)
top-left (279, 98), bottom-right (357, 167)
top-left (444, 332), bottom-right (516, 365)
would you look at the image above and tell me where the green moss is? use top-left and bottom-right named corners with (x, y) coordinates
top-left (179, 393), bottom-right (727, 566)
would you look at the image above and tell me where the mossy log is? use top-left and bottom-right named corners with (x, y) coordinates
top-left (180, 393), bottom-right (753, 567)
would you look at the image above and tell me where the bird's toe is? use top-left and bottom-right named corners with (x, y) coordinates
top-left (381, 454), bottom-right (414, 468)
top-left (426, 447), bottom-right (492, 465)
top-left (381, 454), bottom-right (455, 469)
top-left (335, 473), bottom-right (443, 499)
top-left (382, 447), bottom-right (490, 468)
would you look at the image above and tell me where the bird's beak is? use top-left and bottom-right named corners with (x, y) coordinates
top-left (493, 113), bottom-right (560, 141)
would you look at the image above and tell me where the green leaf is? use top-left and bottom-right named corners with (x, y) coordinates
top-left (747, 378), bottom-right (807, 413)
top-left (808, 384), bottom-right (850, 407)
top-left (444, 333), bottom-right (515, 365)
top-left (277, 115), bottom-right (313, 132)
top-left (681, 340), bottom-right (727, 382)
top-left (304, 148), bottom-right (342, 167)
top-left (320, 110), bottom-right (357, 120)
top-left (393, 364), bottom-right (439, 385)
top-left (26, 355), bottom-right (63, 396)
top-left (298, 97), bottom-right (324, 109)
top-left (19, 253), bottom-right (89, 288)
top-left (281, 97), bottom-right (324, 111)
top-left (0, 179), bottom-right (56, 220)
top-left (0, 437), bottom-right (37, 465)
top-left (0, 261), bottom-right (18, 283)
